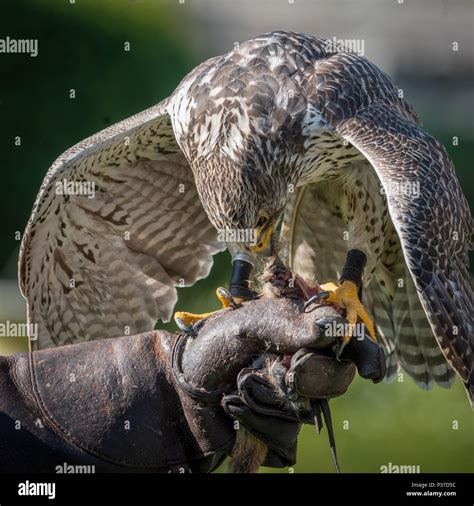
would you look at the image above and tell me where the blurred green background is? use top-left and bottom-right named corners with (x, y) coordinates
top-left (0, 0), bottom-right (472, 473)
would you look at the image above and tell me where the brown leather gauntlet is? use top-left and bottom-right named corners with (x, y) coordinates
top-left (0, 299), bottom-right (383, 473)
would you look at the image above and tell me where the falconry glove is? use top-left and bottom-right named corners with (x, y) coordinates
top-left (174, 297), bottom-right (385, 470)
top-left (0, 298), bottom-right (375, 473)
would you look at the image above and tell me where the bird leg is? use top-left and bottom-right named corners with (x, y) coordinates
top-left (174, 287), bottom-right (240, 333)
top-left (174, 254), bottom-right (256, 333)
top-left (319, 249), bottom-right (376, 357)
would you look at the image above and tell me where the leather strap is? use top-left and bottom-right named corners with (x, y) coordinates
top-left (172, 332), bottom-right (228, 405)
top-left (340, 249), bottom-right (367, 292)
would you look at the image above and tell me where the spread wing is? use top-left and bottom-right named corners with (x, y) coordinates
top-left (19, 99), bottom-right (225, 349)
top-left (283, 48), bottom-right (473, 400)
top-left (336, 103), bottom-right (473, 397)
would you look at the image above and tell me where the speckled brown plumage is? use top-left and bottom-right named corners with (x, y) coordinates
top-left (20, 31), bottom-right (472, 402)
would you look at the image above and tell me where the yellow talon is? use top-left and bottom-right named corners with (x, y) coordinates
top-left (321, 280), bottom-right (376, 343)
top-left (174, 288), bottom-right (239, 329)
top-left (216, 288), bottom-right (233, 308)
top-left (173, 310), bottom-right (218, 328)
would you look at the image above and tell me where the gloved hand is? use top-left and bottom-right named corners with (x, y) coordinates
top-left (174, 297), bottom-right (384, 471)
top-left (0, 297), bottom-right (383, 473)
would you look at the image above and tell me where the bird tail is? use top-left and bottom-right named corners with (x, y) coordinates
top-left (367, 244), bottom-right (456, 391)
top-left (364, 266), bottom-right (399, 382)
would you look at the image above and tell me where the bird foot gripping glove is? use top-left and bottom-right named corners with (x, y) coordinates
top-left (314, 281), bottom-right (375, 357)
top-left (174, 287), bottom-right (242, 333)
top-left (174, 253), bottom-right (257, 334)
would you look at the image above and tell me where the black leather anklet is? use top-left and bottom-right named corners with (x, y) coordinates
top-left (229, 254), bottom-right (257, 300)
top-left (340, 249), bottom-right (367, 295)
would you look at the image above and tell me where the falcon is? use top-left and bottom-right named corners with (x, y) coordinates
top-left (20, 31), bottom-right (473, 404)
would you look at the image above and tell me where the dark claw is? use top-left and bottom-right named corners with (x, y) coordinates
top-left (216, 287), bottom-right (242, 310)
top-left (174, 317), bottom-right (198, 337)
top-left (303, 292), bottom-right (330, 313)
top-left (335, 339), bottom-right (349, 360)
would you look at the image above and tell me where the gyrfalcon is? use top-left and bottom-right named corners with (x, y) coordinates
top-left (19, 31), bottom-right (473, 403)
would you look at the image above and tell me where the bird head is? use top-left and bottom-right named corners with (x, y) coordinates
top-left (194, 159), bottom-right (289, 257)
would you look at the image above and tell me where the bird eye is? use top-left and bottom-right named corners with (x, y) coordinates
top-left (256, 216), bottom-right (268, 229)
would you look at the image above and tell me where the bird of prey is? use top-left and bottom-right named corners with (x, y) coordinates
top-left (20, 31), bottom-right (472, 403)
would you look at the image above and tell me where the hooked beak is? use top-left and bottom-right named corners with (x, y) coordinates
top-left (249, 219), bottom-right (274, 255)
